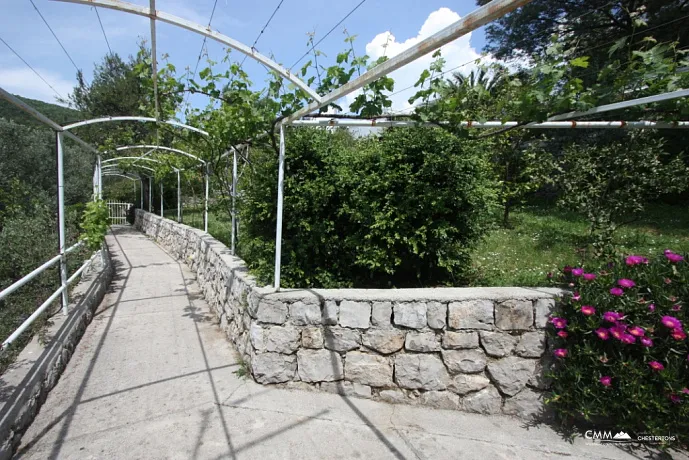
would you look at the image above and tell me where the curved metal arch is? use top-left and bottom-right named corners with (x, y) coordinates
top-left (53, 0), bottom-right (322, 103)
top-left (102, 164), bottom-right (156, 174)
top-left (115, 145), bottom-right (206, 165)
top-left (62, 116), bottom-right (209, 136)
top-left (102, 157), bottom-right (163, 165)
top-left (102, 173), bottom-right (142, 181)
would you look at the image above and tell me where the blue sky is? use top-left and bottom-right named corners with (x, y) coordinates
top-left (0, 0), bottom-right (490, 114)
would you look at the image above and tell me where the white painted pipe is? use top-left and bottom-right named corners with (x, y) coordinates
top-left (231, 147), bottom-right (237, 255)
top-left (56, 132), bottom-right (69, 314)
top-left (274, 125), bottom-right (286, 290)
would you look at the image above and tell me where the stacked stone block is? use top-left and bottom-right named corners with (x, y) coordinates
top-left (135, 210), bottom-right (559, 420)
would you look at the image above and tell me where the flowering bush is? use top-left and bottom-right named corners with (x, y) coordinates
top-left (546, 251), bottom-right (689, 445)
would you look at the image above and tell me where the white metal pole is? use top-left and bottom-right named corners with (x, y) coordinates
top-left (140, 180), bottom-right (144, 208)
top-left (93, 164), bottom-right (98, 201)
top-left (149, 177), bottom-right (152, 212)
top-left (97, 155), bottom-right (102, 200)
top-left (160, 181), bottom-right (164, 217)
top-left (204, 166), bottom-right (209, 233)
top-left (274, 125), bottom-right (286, 290)
top-left (231, 148), bottom-right (237, 255)
top-left (177, 169), bottom-right (181, 223)
top-left (56, 132), bottom-right (69, 314)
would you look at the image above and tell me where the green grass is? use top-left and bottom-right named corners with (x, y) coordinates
top-left (167, 203), bottom-right (689, 288)
top-left (472, 204), bottom-right (689, 287)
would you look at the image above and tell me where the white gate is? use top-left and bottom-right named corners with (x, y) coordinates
top-left (107, 200), bottom-right (132, 225)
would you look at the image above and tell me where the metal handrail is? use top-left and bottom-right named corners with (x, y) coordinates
top-left (2, 251), bottom-right (98, 349)
top-left (0, 241), bottom-right (84, 302)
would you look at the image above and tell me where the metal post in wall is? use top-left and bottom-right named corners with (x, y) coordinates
top-left (140, 179), bottom-right (144, 208)
top-left (148, 177), bottom-right (152, 212)
top-left (160, 181), bottom-right (163, 217)
top-left (177, 169), bottom-right (181, 223)
top-left (204, 165), bottom-right (209, 233)
top-left (274, 125), bottom-right (286, 290)
top-left (56, 132), bottom-right (69, 314)
top-left (231, 147), bottom-right (237, 255)
top-left (97, 155), bottom-right (102, 200)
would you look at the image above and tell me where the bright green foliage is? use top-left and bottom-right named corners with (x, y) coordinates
top-left (80, 200), bottom-right (109, 251)
top-left (546, 254), bottom-right (689, 447)
top-left (238, 127), bottom-right (496, 288)
top-left (549, 135), bottom-right (688, 258)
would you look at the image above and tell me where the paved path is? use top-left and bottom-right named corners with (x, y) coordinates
top-left (16, 226), bottom-right (643, 459)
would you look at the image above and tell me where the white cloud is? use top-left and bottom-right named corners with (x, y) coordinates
top-left (0, 67), bottom-right (75, 105)
top-left (345, 7), bottom-right (489, 113)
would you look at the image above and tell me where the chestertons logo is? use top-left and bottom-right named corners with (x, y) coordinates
top-left (585, 430), bottom-right (677, 444)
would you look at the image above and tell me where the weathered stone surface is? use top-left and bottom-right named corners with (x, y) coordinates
top-left (441, 349), bottom-right (487, 374)
top-left (321, 381), bottom-right (372, 398)
top-left (395, 354), bottom-right (449, 390)
top-left (447, 300), bottom-right (494, 330)
top-left (322, 300), bottom-right (338, 325)
top-left (297, 349), bottom-right (344, 382)
top-left (393, 302), bottom-right (427, 329)
top-left (442, 331), bottom-right (479, 349)
top-left (252, 352), bottom-right (297, 383)
top-left (495, 299), bottom-right (534, 331)
top-left (302, 326), bottom-right (324, 349)
top-left (379, 389), bottom-right (407, 404)
top-left (461, 386), bottom-right (502, 414)
top-left (448, 373), bottom-right (491, 395)
top-left (371, 301), bottom-right (393, 328)
top-left (338, 300), bottom-right (371, 329)
top-left (419, 391), bottom-right (459, 410)
top-left (534, 298), bottom-right (555, 328)
top-left (290, 301), bottom-right (322, 326)
top-left (404, 332), bottom-right (441, 352)
top-left (515, 332), bottom-right (546, 358)
top-left (250, 324), bottom-right (300, 354)
top-left (361, 329), bottom-right (405, 354)
top-left (345, 352), bottom-right (393, 387)
top-left (323, 327), bottom-right (360, 352)
top-left (426, 301), bottom-right (447, 330)
top-left (503, 388), bottom-right (543, 418)
top-left (479, 331), bottom-right (517, 357)
top-left (256, 299), bottom-right (288, 324)
top-left (487, 356), bottom-right (536, 396)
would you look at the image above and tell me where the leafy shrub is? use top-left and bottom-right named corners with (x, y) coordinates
top-left (238, 126), bottom-right (496, 288)
top-left (80, 200), bottom-right (109, 251)
top-left (546, 252), bottom-right (689, 445)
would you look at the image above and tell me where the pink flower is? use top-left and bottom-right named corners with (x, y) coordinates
top-left (550, 317), bottom-right (568, 329)
top-left (571, 268), bottom-right (584, 277)
top-left (557, 331), bottom-right (568, 338)
top-left (617, 278), bottom-right (636, 289)
top-left (595, 328), bottom-right (610, 340)
top-left (628, 326), bottom-right (645, 337)
top-left (648, 303), bottom-right (656, 312)
top-left (609, 325), bottom-right (626, 340)
top-left (661, 316), bottom-right (683, 330)
top-left (682, 388), bottom-right (689, 395)
top-left (621, 334), bottom-right (636, 344)
top-left (553, 348), bottom-right (568, 359)
top-left (563, 265), bottom-right (572, 274)
top-left (671, 329), bottom-right (687, 340)
top-left (583, 273), bottom-right (597, 281)
top-left (640, 337), bottom-right (654, 347)
top-left (580, 305), bottom-right (596, 316)
top-left (610, 287), bottom-right (624, 296)
top-left (649, 361), bottom-right (664, 371)
top-left (670, 394), bottom-right (681, 404)
top-left (572, 292), bottom-right (581, 302)
top-left (666, 252), bottom-right (684, 263)
top-left (603, 311), bottom-right (623, 323)
top-left (625, 255), bottom-right (648, 266)
top-left (599, 376), bottom-right (612, 387)
top-left (665, 249), bottom-right (673, 255)
top-left (664, 278), bottom-right (672, 285)
top-left (673, 304), bottom-right (682, 312)
top-left (546, 272), bottom-right (553, 279)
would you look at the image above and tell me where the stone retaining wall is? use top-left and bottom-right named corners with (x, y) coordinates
top-left (135, 210), bottom-right (562, 419)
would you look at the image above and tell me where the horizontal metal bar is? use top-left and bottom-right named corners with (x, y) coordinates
top-left (290, 119), bottom-right (689, 129)
top-left (102, 164), bottom-right (156, 173)
top-left (0, 241), bottom-right (84, 303)
top-left (62, 116), bottom-right (209, 136)
top-left (51, 0), bottom-right (322, 103)
top-left (103, 173), bottom-right (144, 180)
top-left (115, 145), bottom-right (206, 165)
top-left (102, 157), bottom-right (163, 164)
top-left (2, 255), bottom-right (94, 349)
top-left (282, 0), bottom-right (531, 125)
top-left (548, 89), bottom-right (689, 121)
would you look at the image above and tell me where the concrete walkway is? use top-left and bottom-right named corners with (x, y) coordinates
top-left (16, 226), bottom-right (644, 459)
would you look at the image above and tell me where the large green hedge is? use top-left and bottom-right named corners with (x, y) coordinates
top-left (238, 127), bottom-right (496, 288)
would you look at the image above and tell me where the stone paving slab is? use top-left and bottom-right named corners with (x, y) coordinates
top-left (14, 226), bottom-right (666, 460)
